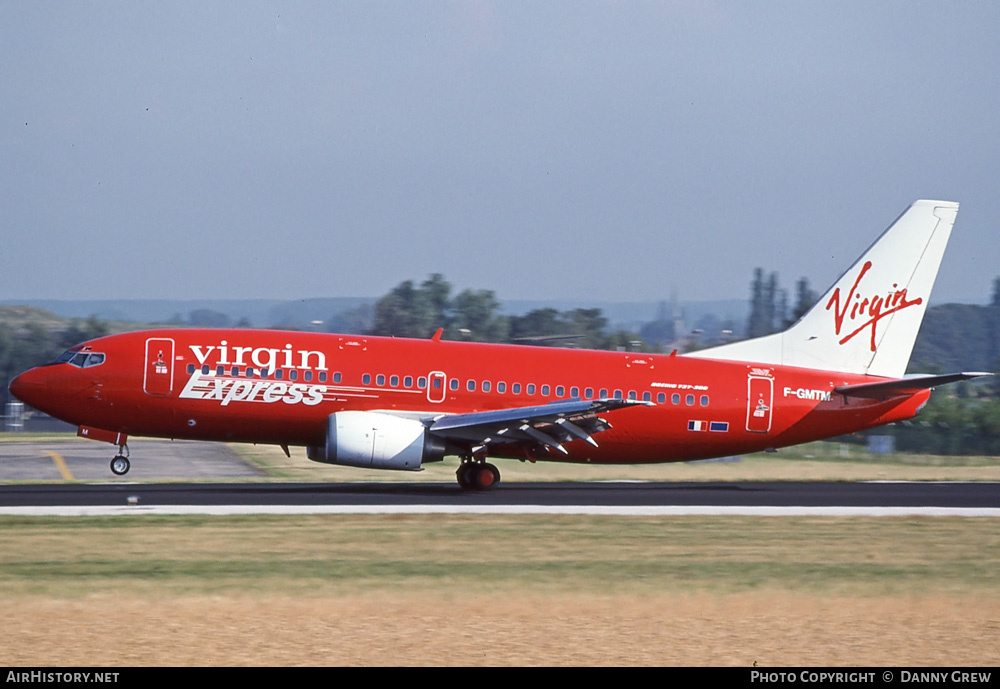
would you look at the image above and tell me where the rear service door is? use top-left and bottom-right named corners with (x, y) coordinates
top-left (144, 338), bottom-right (175, 396)
top-left (746, 375), bottom-right (773, 433)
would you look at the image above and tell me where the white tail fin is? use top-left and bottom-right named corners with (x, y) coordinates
top-left (689, 200), bottom-right (959, 378)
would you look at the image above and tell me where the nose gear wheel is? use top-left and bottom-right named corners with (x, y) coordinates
top-left (110, 444), bottom-right (130, 476)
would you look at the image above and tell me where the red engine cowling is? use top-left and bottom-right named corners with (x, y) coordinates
top-left (307, 411), bottom-right (446, 471)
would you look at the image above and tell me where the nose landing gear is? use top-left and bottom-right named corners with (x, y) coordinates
top-left (110, 444), bottom-right (130, 476)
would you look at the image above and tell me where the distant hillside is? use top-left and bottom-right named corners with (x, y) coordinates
top-left (2, 297), bottom-right (748, 334)
top-left (0, 305), bottom-right (68, 334)
top-left (0, 305), bottom-right (156, 336)
top-left (0, 298), bottom-right (372, 331)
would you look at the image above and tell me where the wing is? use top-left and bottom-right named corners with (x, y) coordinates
top-left (426, 398), bottom-right (650, 457)
top-left (834, 372), bottom-right (991, 400)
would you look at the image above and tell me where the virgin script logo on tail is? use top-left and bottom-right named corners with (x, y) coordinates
top-left (825, 260), bottom-right (923, 352)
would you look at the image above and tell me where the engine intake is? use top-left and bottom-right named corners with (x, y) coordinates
top-left (307, 411), bottom-right (446, 471)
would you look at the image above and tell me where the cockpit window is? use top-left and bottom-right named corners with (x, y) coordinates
top-left (55, 349), bottom-right (106, 369)
top-left (83, 353), bottom-right (105, 367)
top-left (56, 349), bottom-right (79, 364)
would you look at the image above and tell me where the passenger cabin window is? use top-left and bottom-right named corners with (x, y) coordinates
top-left (497, 382), bottom-right (506, 393)
top-left (376, 374), bottom-right (386, 386)
top-left (527, 384), bottom-right (536, 395)
top-left (541, 385), bottom-right (550, 396)
top-left (362, 374), bottom-right (371, 385)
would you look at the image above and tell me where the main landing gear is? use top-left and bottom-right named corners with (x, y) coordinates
top-left (456, 461), bottom-right (500, 490)
top-left (110, 444), bottom-right (130, 476)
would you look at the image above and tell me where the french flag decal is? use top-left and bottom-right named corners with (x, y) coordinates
top-left (688, 420), bottom-right (708, 432)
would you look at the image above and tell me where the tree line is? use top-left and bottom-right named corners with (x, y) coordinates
top-left (364, 273), bottom-right (646, 351)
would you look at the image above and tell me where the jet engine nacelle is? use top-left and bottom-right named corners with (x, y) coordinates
top-left (307, 411), bottom-right (446, 471)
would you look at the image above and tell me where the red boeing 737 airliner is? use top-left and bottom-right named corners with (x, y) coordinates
top-left (9, 200), bottom-right (987, 489)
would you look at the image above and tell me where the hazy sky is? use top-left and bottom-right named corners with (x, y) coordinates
top-left (3, 1), bottom-right (998, 305)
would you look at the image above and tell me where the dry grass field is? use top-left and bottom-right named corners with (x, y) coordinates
top-left (4, 592), bottom-right (998, 666)
top-left (2, 438), bottom-right (998, 665)
top-left (1, 514), bottom-right (998, 666)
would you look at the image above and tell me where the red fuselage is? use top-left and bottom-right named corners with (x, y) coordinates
top-left (10, 329), bottom-right (927, 464)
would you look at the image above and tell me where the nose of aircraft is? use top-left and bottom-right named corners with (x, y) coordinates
top-left (9, 363), bottom-right (99, 427)
top-left (8, 367), bottom-right (49, 410)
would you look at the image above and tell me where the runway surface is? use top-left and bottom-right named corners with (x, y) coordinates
top-left (0, 438), bottom-right (263, 481)
top-left (2, 480), bottom-right (999, 517)
top-left (2, 438), bottom-right (998, 516)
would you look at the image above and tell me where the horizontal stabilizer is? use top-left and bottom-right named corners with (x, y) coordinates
top-left (834, 372), bottom-right (991, 400)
